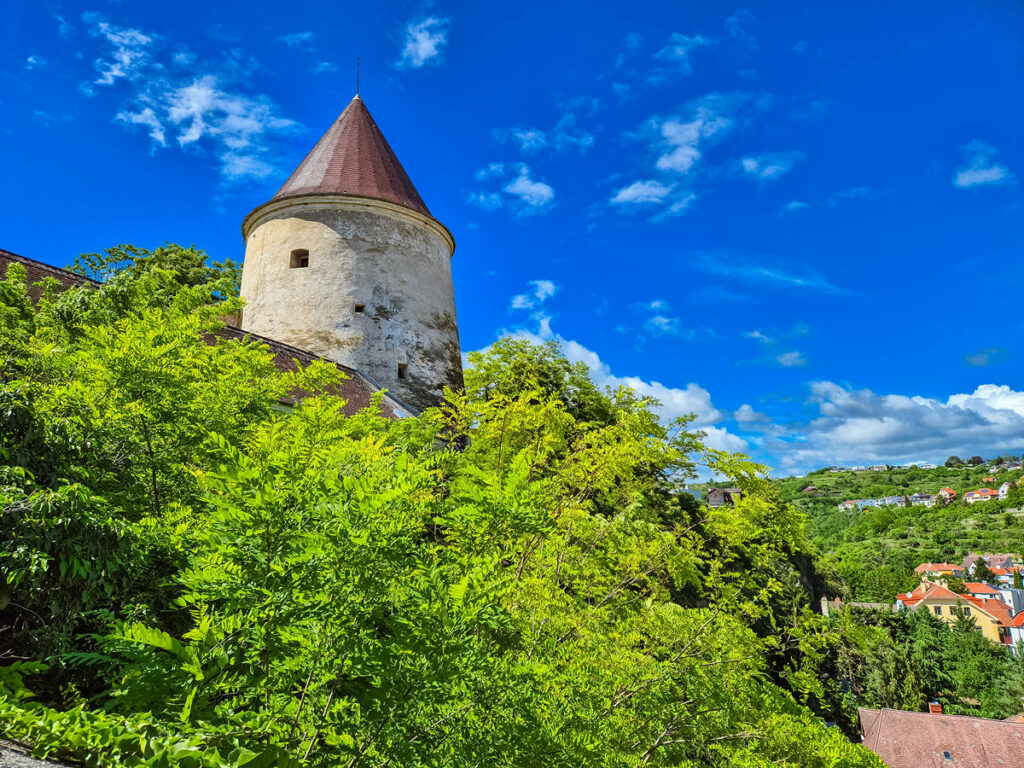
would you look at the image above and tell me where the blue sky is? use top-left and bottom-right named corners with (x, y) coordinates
top-left (3, 0), bottom-right (1023, 475)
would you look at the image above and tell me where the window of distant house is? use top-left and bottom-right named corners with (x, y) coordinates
top-left (934, 606), bottom-right (942, 615)
top-left (963, 607), bottom-right (970, 615)
top-left (290, 249), bottom-right (309, 268)
top-left (354, 304), bottom-right (365, 313)
top-left (397, 363), bottom-right (408, 380)
top-left (943, 752), bottom-right (952, 760)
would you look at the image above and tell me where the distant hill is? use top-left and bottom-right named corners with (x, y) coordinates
top-left (701, 460), bottom-right (1024, 601)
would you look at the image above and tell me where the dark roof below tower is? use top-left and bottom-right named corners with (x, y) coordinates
top-left (859, 707), bottom-right (1024, 767)
top-left (0, 249), bottom-right (412, 419)
top-left (272, 95), bottom-right (431, 217)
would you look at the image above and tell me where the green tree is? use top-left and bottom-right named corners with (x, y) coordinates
top-left (0, 252), bottom-right (884, 767)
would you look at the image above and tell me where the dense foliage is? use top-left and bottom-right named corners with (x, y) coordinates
top-left (818, 607), bottom-right (1024, 725)
top-left (0, 246), bottom-right (884, 766)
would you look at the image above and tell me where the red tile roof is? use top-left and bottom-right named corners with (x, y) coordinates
top-left (271, 95), bottom-right (431, 216)
top-left (914, 562), bottom-right (963, 574)
top-left (859, 707), bottom-right (1024, 767)
top-left (964, 582), bottom-right (1000, 595)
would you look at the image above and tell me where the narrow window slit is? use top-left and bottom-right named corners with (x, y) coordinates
top-left (397, 363), bottom-right (408, 380)
top-left (354, 304), bottom-right (365, 313)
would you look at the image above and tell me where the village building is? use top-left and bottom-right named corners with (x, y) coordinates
top-left (896, 581), bottom-right (1013, 645)
top-left (858, 707), bottom-right (1024, 767)
top-left (705, 487), bottom-right (744, 507)
top-left (964, 487), bottom-right (999, 503)
top-left (939, 487), bottom-right (958, 501)
top-left (913, 563), bottom-right (964, 579)
top-left (963, 553), bottom-right (1017, 573)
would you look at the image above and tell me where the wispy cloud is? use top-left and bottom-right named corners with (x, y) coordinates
top-left (776, 351), bottom-right (807, 367)
top-left (694, 253), bottom-right (852, 295)
top-left (279, 31), bottom-right (315, 48)
top-left (740, 151), bottom-right (804, 181)
top-left (395, 17), bottom-right (450, 69)
top-left (504, 165), bottom-right (556, 212)
top-left (510, 279), bottom-right (558, 310)
top-left (953, 140), bottom-right (1016, 189)
top-left (82, 13), bottom-right (296, 183)
top-left (494, 111), bottom-right (595, 156)
top-left (965, 348), bottom-right (1006, 367)
top-left (468, 162), bottom-right (556, 216)
top-left (725, 9), bottom-right (757, 48)
top-left (611, 91), bottom-right (754, 220)
top-left (25, 55), bottom-right (47, 71)
top-left (651, 33), bottom-right (717, 80)
top-left (610, 180), bottom-right (674, 205)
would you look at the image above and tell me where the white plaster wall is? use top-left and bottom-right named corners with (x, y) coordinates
top-left (240, 197), bottom-right (462, 411)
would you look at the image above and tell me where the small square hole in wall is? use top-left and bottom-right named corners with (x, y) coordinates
top-left (397, 363), bottom-right (408, 380)
top-left (290, 249), bottom-right (309, 268)
top-left (942, 752), bottom-right (952, 760)
top-left (354, 304), bottom-right (365, 313)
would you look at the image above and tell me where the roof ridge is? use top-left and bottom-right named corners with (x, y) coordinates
top-left (0, 248), bottom-right (99, 286)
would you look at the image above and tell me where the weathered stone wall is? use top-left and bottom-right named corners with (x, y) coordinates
top-left (240, 195), bottom-right (462, 411)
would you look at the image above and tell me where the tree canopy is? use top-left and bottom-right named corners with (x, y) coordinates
top-left (0, 246), bottom-right (884, 766)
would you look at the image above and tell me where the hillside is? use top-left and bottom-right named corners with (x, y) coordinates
top-left (773, 462), bottom-right (1024, 600)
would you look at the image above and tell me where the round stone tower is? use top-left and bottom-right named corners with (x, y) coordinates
top-left (239, 95), bottom-right (462, 411)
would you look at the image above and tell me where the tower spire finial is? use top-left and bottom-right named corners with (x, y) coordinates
top-left (356, 56), bottom-right (360, 96)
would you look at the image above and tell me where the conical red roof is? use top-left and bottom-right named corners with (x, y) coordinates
top-left (273, 95), bottom-right (431, 216)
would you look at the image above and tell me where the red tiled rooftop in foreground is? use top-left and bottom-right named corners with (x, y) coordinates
top-left (272, 95), bottom-right (431, 216)
top-left (859, 707), bottom-right (1024, 767)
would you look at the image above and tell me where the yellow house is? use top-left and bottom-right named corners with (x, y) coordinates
top-left (896, 580), bottom-right (1013, 645)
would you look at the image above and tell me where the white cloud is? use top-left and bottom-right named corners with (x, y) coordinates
top-left (503, 165), bottom-right (556, 212)
top-left (495, 112), bottom-right (595, 156)
top-left (469, 163), bottom-right (555, 216)
top-left (474, 162), bottom-right (505, 181)
top-left (25, 55), bottom-right (47, 70)
top-left (725, 9), bottom-right (757, 46)
top-left (608, 92), bottom-right (751, 220)
top-left (964, 348), bottom-right (1005, 367)
top-left (953, 140), bottom-right (1016, 189)
top-left (735, 403), bottom-right (770, 423)
top-left (744, 330), bottom-right (772, 343)
top-left (116, 106), bottom-right (165, 144)
top-left (767, 382), bottom-right (1024, 472)
top-left (466, 191), bottom-right (504, 211)
top-left (776, 351), bottom-right (807, 367)
top-left (312, 61), bottom-right (338, 74)
top-left (781, 200), bottom-right (810, 214)
top-left (741, 151), bottom-right (804, 181)
top-left (83, 14), bottom-right (295, 183)
top-left (610, 179), bottom-right (674, 205)
top-left (653, 33), bottom-right (717, 77)
top-left (509, 279), bottom-right (558, 310)
top-left (279, 31), bottom-right (315, 48)
top-left (396, 17), bottom-right (449, 69)
top-left (693, 253), bottom-right (851, 295)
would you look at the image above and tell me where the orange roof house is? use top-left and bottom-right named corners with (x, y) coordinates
top-left (913, 562), bottom-right (964, 577)
top-left (897, 581), bottom-right (1013, 645)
